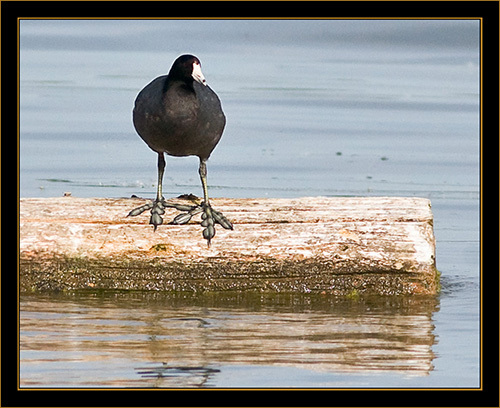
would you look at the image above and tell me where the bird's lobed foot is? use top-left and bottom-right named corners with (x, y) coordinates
top-left (128, 198), bottom-right (196, 232)
top-left (171, 202), bottom-right (233, 246)
top-left (127, 198), bottom-right (165, 231)
top-left (201, 204), bottom-right (233, 246)
top-left (128, 199), bottom-right (233, 243)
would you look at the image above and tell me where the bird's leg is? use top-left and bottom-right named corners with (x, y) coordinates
top-left (148, 152), bottom-right (167, 230)
top-left (127, 153), bottom-right (201, 231)
top-left (128, 155), bottom-right (233, 242)
top-left (156, 152), bottom-right (166, 202)
top-left (197, 158), bottom-right (233, 246)
top-left (127, 153), bottom-right (168, 231)
top-left (167, 158), bottom-right (232, 245)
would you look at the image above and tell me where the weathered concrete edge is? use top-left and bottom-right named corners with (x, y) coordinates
top-left (19, 252), bottom-right (439, 296)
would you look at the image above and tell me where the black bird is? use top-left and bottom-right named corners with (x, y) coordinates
top-left (127, 54), bottom-right (233, 245)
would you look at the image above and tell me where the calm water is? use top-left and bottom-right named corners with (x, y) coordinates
top-left (19, 19), bottom-right (480, 388)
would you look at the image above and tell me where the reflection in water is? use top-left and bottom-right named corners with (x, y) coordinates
top-left (20, 292), bottom-right (439, 388)
top-left (135, 363), bottom-right (221, 388)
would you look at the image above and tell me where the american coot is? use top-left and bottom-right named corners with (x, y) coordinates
top-left (127, 54), bottom-right (233, 245)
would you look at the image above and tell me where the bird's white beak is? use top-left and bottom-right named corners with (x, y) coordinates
top-left (192, 61), bottom-right (207, 86)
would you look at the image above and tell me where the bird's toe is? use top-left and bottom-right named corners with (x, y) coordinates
top-left (212, 209), bottom-right (233, 230)
top-left (127, 202), bottom-right (153, 217)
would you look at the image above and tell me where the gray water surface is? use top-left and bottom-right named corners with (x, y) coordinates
top-left (19, 19), bottom-right (480, 388)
